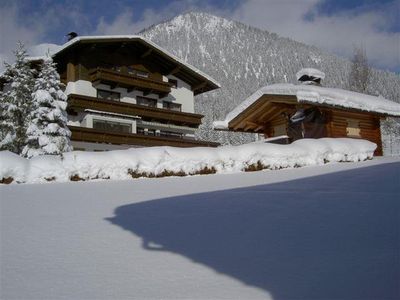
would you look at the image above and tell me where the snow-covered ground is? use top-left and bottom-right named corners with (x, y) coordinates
top-left (1, 157), bottom-right (399, 300)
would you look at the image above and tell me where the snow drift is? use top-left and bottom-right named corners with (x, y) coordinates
top-left (0, 138), bottom-right (376, 184)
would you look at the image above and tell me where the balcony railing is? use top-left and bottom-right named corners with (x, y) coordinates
top-left (67, 94), bottom-right (203, 127)
top-left (88, 68), bottom-right (172, 96)
top-left (69, 126), bottom-right (219, 148)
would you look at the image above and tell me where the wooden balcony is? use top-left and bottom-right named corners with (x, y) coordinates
top-left (69, 126), bottom-right (219, 148)
top-left (88, 68), bottom-right (172, 96)
top-left (67, 94), bottom-right (203, 127)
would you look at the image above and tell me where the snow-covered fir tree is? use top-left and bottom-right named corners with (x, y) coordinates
top-left (22, 57), bottom-right (72, 158)
top-left (0, 42), bottom-right (35, 153)
top-left (0, 89), bottom-right (14, 149)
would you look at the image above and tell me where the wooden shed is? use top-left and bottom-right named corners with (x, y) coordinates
top-left (214, 72), bottom-right (400, 156)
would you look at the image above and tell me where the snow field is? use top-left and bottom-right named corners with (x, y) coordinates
top-left (1, 157), bottom-right (399, 299)
top-left (0, 138), bottom-right (376, 184)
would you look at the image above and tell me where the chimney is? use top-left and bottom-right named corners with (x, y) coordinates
top-left (66, 32), bottom-right (78, 41)
top-left (296, 68), bottom-right (325, 85)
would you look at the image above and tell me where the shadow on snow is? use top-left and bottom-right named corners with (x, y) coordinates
top-left (106, 162), bottom-right (400, 300)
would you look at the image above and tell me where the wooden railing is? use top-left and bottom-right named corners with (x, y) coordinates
top-left (67, 94), bottom-right (203, 127)
top-left (69, 126), bottom-right (220, 148)
top-left (88, 68), bottom-right (172, 95)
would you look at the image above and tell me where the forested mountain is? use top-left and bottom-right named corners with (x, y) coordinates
top-left (140, 12), bottom-right (400, 150)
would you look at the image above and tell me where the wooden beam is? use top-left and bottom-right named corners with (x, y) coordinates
top-left (243, 123), bottom-right (255, 132)
top-left (254, 125), bottom-right (265, 132)
top-left (66, 62), bottom-right (76, 82)
top-left (141, 48), bottom-right (153, 58)
top-left (168, 66), bottom-right (181, 75)
top-left (192, 82), bottom-right (207, 92)
top-left (255, 106), bottom-right (277, 123)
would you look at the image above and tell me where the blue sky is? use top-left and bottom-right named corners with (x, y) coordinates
top-left (0, 0), bottom-right (399, 72)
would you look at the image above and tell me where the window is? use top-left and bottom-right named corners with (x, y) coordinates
top-left (137, 96), bottom-right (157, 108)
top-left (160, 131), bottom-right (183, 139)
top-left (137, 127), bottom-right (145, 135)
top-left (137, 127), bottom-right (155, 136)
top-left (93, 119), bottom-right (131, 133)
top-left (127, 67), bottom-right (135, 75)
top-left (112, 66), bottom-right (122, 72)
top-left (126, 67), bottom-right (149, 78)
top-left (136, 70), bottom-right (149, 78)
top-left (346, 118), bottom-right (361, 137)
top-left (168, 78), bottom-right (178, 88)
top-left (163, 101), bottom-right (182, 112)
top-left (97, 89), bottom-right (120, 101)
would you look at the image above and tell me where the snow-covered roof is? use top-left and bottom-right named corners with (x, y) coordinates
top-left (296, 68), bottom-right (325, 81)
top-left (50, 35), bottom-right (221, 90)
top-left (213, 83), bottom-right (400, 129)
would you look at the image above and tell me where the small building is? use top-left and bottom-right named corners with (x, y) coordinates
top-left (214, 69), bottom-right (400, 155)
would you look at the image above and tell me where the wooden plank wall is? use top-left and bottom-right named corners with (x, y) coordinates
top-left (325, 109), bottom-right (383, 156)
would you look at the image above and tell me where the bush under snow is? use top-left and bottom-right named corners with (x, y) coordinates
top-left (0, 138), bottom-right (376, 184)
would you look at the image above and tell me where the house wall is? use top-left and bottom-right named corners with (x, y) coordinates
top-left (65, 77), bottom-right (194, 113)
top-left (65, 76), bottom-right (196, 150)
top-left (161, 75), bottom-right (194, 113)
top-left (259, 105), bottom-right (383, 155)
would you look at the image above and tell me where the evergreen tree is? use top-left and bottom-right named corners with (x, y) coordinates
top-left (22, 57), bottom-right (72, 158)
top-left (0, 42), bottom-right (35, 153)
top-left (0, 89), bottom-right (13, 150)
top-left (349, 46), bottom-right (370, 93)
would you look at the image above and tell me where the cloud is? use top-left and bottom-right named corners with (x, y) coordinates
top-left (1, 0), bottom-right (398, 72)
top-left (0, 5), bottom-right (44, 71)
top-left (91, 0), bottom-right (399, 71)
top-left (230, 0), bottom-right (400, 71)
top-left (94, 1), bottom-right (204, 35)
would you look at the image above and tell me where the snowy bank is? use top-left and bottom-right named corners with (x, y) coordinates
top-left (0, 138), bottom-right (376, 184)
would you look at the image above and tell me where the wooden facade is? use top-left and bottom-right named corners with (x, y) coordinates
top-left (88, 68), bottom-right (172, 96)
top-left (55, 37), bottom-right (219, 95)
top-left (70, 126), bottom-right (219, 148)
top-left (223, 94), bottom-right (386, 156)
top-left (67, 94), bottom-right (203, 127)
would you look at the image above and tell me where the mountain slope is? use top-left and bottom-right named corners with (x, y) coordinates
top-left (140, 12), bottom-right (400, 146)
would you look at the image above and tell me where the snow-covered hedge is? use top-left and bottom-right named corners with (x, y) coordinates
top-left (0, 138), bottom-right (376, 184)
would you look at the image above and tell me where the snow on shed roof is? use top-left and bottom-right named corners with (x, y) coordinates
top-left (51, 35), bottom-right (221, 89)
top-left (213, 83), bottom-right (400, 130)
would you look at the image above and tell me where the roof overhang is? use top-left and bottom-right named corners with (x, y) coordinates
top-left (214, 83), bottom-right (400, 132)
top-left (51, 35), bottom-right (220, 95)
top-left (225, 94), bottom-right (297, 132)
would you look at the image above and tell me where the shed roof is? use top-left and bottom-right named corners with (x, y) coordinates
top-left (214, 83), bottom-right (400, 130)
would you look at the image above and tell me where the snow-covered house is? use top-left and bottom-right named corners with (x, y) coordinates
top-left (38, 36), bottom-right (220, 150)
top-left (214, 68), bottom-right (400, 155)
